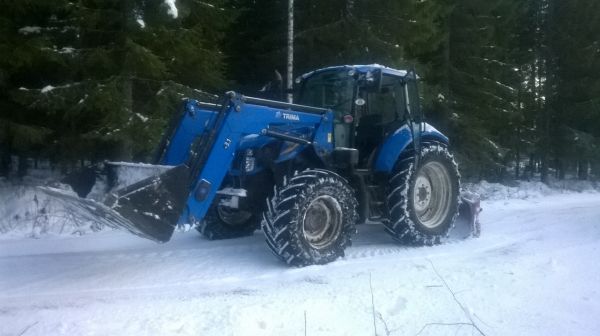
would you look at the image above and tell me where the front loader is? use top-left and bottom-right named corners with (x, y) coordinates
top-left (49, 64), bottom-right (480, 266)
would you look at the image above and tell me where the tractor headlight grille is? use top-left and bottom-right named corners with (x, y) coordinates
top-left (244, 149), bottom-right (255, 172)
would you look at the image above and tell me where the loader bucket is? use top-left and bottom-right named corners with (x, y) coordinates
top-left (449, 191), bottom-right (482, 239)
top-left (47, 163), bottom-right (191, 242)
top-left (102, 164), bottom-right (191, 242)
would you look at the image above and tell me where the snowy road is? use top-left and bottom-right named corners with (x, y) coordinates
top-left (1, 193), bottom-right (600, 335)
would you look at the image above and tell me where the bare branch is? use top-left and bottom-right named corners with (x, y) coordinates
top-left (17, 321), bottom-right (39, 336)
top-left (369, 272), bottom-right (377, 336)
top-left (424, 259), bottom-right (487, 336)
top-left (304, 310), bottom-right (307, 336)
top-left (376, 311), bottom-right (391, 336)
top-left (415, 322), bottom-right (476, 336)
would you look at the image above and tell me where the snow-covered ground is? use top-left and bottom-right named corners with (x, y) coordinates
top-left (1, 185), bottom-right (600, 335)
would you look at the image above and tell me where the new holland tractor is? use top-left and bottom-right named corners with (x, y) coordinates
top-left (51, 64), bottom-right (480, 266)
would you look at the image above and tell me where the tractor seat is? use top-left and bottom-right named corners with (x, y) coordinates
top-left (355, 114), bottom-right (384, 167)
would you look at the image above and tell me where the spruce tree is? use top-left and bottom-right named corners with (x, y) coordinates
top-left (0, 0), bottom-right (230, 176)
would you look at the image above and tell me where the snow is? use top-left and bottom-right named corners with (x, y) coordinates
top-left (142, 212), bottom-right (161, 220)
top-left (18, 26), bottom-right (41, 35)
top-left (0, 182), bottom-right (107, 240)
top-left (0, 190), bottom-right (599, 335)
top-left (136, 12), bottom-right (146, 28)
top-left (58, 46), bottom-right (75, 54)
top-left (0, 179), bottom-right (600, 335)
top-left (464, 179), bottom-right (599, 201)
top-left (197, 1), bottom-right (215, 8)
top-left (88, 162), bottom-right (172, 198)
top-left (135, 112), bottom-right (149, 122)
top-left (41, 85), bottom-right (55, 93)
top-left (38, 83), bottom-right (73, 93)
top-left (164, 0), bottom-right (178, 18)
top-left (494, 80), bottom-right (516, 92)
top-left (299, 64), bottom-right (408, 81)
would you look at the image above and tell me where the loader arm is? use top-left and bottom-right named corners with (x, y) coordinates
top-left (177, 93), bottom-right (334, 229)
top-left (79, 92), bottom-right (334, 243)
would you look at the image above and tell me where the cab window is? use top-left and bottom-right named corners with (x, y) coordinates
top-left (360, 75), bottom-right (405, 124)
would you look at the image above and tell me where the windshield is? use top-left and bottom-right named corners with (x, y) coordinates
top-left (296, 70), bottom-right (355, 120)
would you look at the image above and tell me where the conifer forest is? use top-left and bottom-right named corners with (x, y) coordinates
top-left (1, 0), bottom-right (599, 182)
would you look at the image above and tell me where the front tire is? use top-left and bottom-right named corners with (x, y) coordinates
top-left (197, 202), bottom-right (259, 240)
top-left (384, 144), bottom-right (460, 245)
top-left (262, 169), bottom-right (358, 266)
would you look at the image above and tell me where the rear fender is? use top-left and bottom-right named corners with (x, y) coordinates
top-left (374, 122), bottom-right (448, 173)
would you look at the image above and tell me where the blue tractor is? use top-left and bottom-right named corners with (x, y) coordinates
top-left (54, 64), bottom-right (480, 266)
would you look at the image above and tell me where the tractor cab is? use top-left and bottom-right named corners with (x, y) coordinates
top-left (296, 64), bottom-right (421, 167)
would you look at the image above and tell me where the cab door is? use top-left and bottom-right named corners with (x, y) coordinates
top-left (405, 71), bottom-right (422, 161)
top-left (353, 74), bottom-right (405, 167)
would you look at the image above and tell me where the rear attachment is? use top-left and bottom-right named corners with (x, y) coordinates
top-left (449, 191), bottom-right (482, 239)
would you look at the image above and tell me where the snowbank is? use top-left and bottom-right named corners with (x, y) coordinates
top-left (1, 175), bottom-right (597, 240)
top-left (463, 179), bottom-right (599, 201)
top-left (0, 179), bottom-right (108, 240)
top-left (2, 193), bottom-right (600, 335)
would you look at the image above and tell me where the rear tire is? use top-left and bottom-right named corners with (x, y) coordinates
top-left (384, 144), bottom-right (460, 245)
top-left (262, 169), bottom-right (358, 267)
top-left (197, 203), bottom-right (259, 240)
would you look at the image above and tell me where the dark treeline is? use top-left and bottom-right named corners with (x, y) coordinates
top-left (1, 0), bottom-right (599, 182)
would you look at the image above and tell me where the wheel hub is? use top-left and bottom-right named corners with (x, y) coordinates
top-left (217, 205), bottom-right (252, 227)
top-left (414, 175), bottom-right (432, 211)
top-left (413, 161), bottom-right (452, 229)
top-left (302, 195), bottom-right (343, 249)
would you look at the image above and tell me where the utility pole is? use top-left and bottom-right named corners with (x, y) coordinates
top-left (286, 0), bottom-right (294, 103)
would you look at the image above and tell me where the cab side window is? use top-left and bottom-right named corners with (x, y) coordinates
top-left (365, 75), bottom-right (404, 124)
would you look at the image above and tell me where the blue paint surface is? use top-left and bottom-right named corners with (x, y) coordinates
top-left (374, 123), bottom-right (449, 173)
top-left (158, 97), bottom-right (333, 225)
top-left (156, 65), bottom-right (450, 225)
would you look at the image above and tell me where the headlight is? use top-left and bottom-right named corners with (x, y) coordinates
top-left (244, 149), bottom-right (255, 172)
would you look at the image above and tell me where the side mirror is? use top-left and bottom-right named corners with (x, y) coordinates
top-left (258, 69), bottom-right (284, 100)
top-left (359, 68), bottom-right (383, 93)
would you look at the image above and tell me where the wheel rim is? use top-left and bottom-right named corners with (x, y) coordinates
top-left (302, 195), bottom-right (343, 249)
top-left (217, 206), bottom-right (252, 227)
top-left (413, 161), bottom-right (453, 229)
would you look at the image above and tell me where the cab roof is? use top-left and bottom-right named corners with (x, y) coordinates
top-left (298, 64), bottom-right (414, 81)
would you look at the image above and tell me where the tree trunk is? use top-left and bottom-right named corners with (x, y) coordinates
top-left (17, 155), bottom-right (28, 179)
top-left (0, 147), bottom-right (11, 178)
top-left (286, 0), bottom-right (294, 103)
top-left (578, 159), bottom-right (589, 180)
top-left (528, 153), bottom-right (535, 180)
top-left (556, 157), bottom-right (565, 180)
top-left (118, 77), bottom-right (134, 161)
top-left (515, 82), bottom-right (523, 180)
